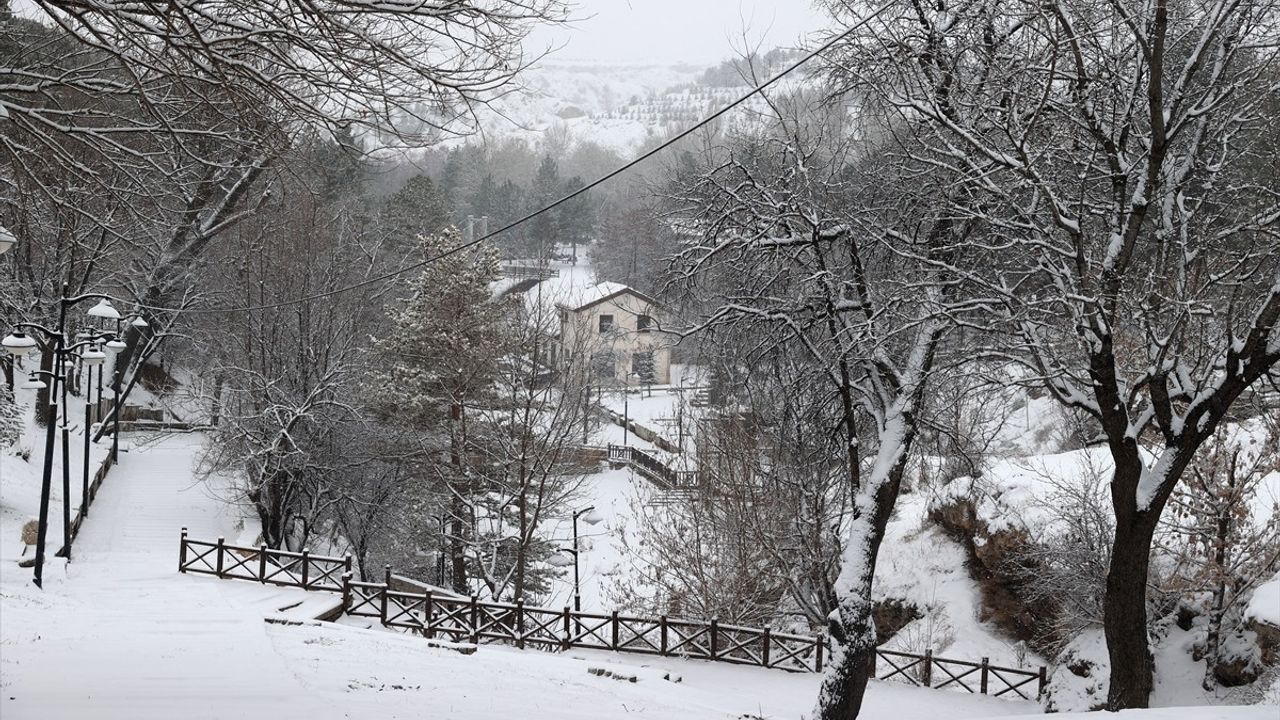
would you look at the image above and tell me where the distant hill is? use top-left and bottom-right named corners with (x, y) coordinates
top-left (460, 50), bottom-right (811, 153)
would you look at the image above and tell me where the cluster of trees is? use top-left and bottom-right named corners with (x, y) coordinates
top-left (1, 0), bottom-right (566, 428)
top-left (0, 0), bottom-right (600, 601)
top-left (420, 141), bottom-right (612, 261)
top-left (640, 1), bottom-right (1279, 718)
top-left (186, 149), bottom-right (603, 600)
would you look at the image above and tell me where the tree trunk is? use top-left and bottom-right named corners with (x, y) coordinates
top-left (816, 569), bottom-right (878, 720)
top-left (449, 494), bottom-right (467, 595)
top-left (1104, 497), bottom-right (1158, 709)
top-left (815, 437), bottom-right (908, 719)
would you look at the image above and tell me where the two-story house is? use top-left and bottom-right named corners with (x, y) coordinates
top-left (557, 282), bottom-right (671, 386)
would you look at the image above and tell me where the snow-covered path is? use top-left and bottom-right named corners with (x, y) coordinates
top-left (2, 434), bottom-right (329, 719)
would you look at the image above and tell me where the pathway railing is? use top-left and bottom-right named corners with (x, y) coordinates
top-left (178, 531), bottom-right (1046, 699)
top-left (607, 444), bottom-right (699, 492)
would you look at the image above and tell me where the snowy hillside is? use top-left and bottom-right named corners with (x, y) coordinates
top-left (456, 58), bottom-right (811, 153)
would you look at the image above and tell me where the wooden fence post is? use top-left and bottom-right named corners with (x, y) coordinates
top-left (815, 633), bottom-right (825, 673)
top-left (513, 599), bottom-right (525, 649)
top-left (341, 572), bottom-right (352, 610)
top-left (258, 545), bottom-right (268, 583)
top-left (1038, 666), bottom-right (1048, 698)
top-left (344, 554), bottom-right (353, 580)
top-left (421, 591), bottom-right (434, 638)
top-left (178, 527), bottom-right (188, 573)
top-left (562, 607), bottom-right (572, 651)
top-left (659, 615), bottom-right (668, 655)
top-left (300, 548), bottom-right (311, 589)
top-left (869, 648), bottom-right (878, 678)
top-left (709, 618), bottom-right (719, 660)
top-left (215, 536), bottom-right (225, 578)
top-left (761, 627), bottom-right (771, 668)
top-left (611, 610), bottom-right (620, 650)
top-left (380, 565), bottom-right (391, 625)
top-left (469, 595), bottom-right (480, 644)
top-left (980, 657), bottom-right (989, 694)
top-left (922, 649), bottom-right (934, 687)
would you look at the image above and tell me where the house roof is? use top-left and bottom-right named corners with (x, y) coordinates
top-left (557, 281), bottom-right (660, 313)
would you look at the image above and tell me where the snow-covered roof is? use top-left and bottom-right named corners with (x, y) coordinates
top-left (559, 281), bottom-right (628, 310)
top-left (557, 281), bottom-right (658, 313)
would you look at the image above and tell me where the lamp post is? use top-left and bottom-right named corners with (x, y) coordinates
top-left (79, 343), bottom-right (107, 519)
top-left (3, 291), bottom-right (132, 587)
top-left (621, 371), bottom-right (641, 446)
top-left (549, 505), bottom-right (604, 611)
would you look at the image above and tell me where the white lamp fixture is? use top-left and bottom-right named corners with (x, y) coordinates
top-left (81, 346), bottom-right (107, 367)
top-left (546, 552), bottom-right (575, 568)
top-left (104, 338), bottom-right (127, 353)
top-left (20, 374), bottom-right (46, 390)
top-left (0, 224), bottom-right (14, 255)
top-left (87, 299), bottom-right (122, 321)
top-left (581, 508), bottom-right (604, 526)
top-left (2, 331), bottom-right (37, 356)
top-left (131, 316), bottom-right (149, 328)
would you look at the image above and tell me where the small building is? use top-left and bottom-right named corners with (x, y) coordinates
top-left (557, 282), bottom-right (671, 386)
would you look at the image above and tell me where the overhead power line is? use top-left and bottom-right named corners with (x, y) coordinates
top-left (141, 18), bottom-right (868, 316)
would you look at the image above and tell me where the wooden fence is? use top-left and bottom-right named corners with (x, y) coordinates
top-left (177, 532), bottom-right (1046, 699)
top-left (608, 444), bottom-right (698, 492)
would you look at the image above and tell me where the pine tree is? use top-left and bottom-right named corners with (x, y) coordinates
top-left (373, 230), bottom-right (509, 593)
top-left (557, 175), bottom-right (595, 264)
top-left (523, 154), bottom-right (561, 258)
top-left (381, 174), bottom-right (450, 251)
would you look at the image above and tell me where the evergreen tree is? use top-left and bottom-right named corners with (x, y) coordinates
top-left (557, 175), bottom-right (595, 264)
top-left (523, 154), bottom-right (562, 258)
top-left (373, 231), bottom-right (509, 593)
top-left (381, 173), bottom-right (450, 251)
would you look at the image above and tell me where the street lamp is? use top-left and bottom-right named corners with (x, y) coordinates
top-left (549, 505), bottom-right (604, 611)
top-left (78, 344), bottom-right (107, 520)
top-left (622, 371), bottom-right (642, 446)
top-left (3, 287), bottom-right (133, 588)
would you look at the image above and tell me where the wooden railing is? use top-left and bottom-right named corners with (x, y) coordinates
top-left (608, 444), bottom-right (698, 491)
top-left (178, 531), bottom-right (352, 592)
top-left (177, 532), bottom-right (1046, 698)
top-left (500, 264), bottom-right (559, 281)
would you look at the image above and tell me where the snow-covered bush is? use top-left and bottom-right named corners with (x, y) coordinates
top-left (1042, 629), bottom-right (1110, 712)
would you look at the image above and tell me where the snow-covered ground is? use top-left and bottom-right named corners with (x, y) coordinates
top-left (2, 417), bottom-right (1275, 718)
top-left (0, 433), bottom-right (1049, 719)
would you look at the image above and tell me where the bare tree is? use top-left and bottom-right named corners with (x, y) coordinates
top-left (198, 149), bottom-right (384, 549)
top-left (822, 0), bottom-right (1280, 707)
top-left (669, 91), bottom-right (979, 720)
top-left (462, 292), bottom-right (597, 601)
top-left (3, 0), bottom-right (567, 446)
top-left (1161, 416), bottom-right (1280, 690)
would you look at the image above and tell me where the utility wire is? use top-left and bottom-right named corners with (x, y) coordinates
top-left (141, 19), bottom-right (867, 316)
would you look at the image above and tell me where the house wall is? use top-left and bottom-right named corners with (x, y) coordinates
top-left (560, 292), bottom-right (672, 385)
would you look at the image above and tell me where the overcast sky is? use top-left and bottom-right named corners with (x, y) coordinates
top-left (530, 1), bottom-right (830, 65)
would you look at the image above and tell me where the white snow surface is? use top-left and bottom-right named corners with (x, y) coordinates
top-left (0, 434), bottom-right (1044, 719)
top-left (1247, 574), bottom-right (1280, 627)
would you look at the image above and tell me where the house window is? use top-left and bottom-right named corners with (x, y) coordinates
top-left (637, 314), bottom-right (652, 333)
top-left (598, 314), bottom-right (614, 333)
